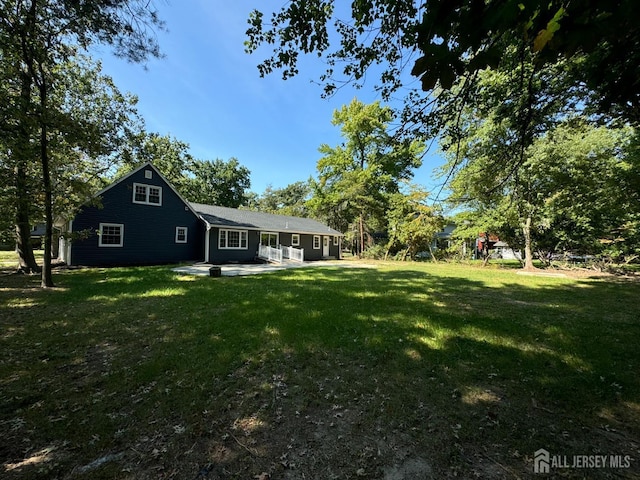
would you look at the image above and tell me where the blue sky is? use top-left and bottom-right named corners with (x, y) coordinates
top-left (95, 0), bottom-right (444, 195)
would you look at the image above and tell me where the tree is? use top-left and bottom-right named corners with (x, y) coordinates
top-left (246, 0), bottom-right (639, 124)
top-left (120, 132), bottom-right (194, 193)
top-left (436, 48), bottom-right (588, 270)
top-left (120, 134), bottom-right (252, 209)
top-left (385, 186), bottom-right (443, 260)
top-left (1, 0), bottom-right (163, 286)
top-left (445, 117), bottom-right (636, 268)
top-left (528, 121), bottom-right (637, 261)
top-left (308, 98), bottom-right (424, 255)
top-left (253, 181), bottom-right (311, 217)
top-left (48, 57), bottom-right (141, 221)
top-left (186, 158), bottom-right (251, 208)
top-left (0, 55), bottom-right (140, 273)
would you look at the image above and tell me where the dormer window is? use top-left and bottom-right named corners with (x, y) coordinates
top-left (133, 183), bottom-right (162, 206)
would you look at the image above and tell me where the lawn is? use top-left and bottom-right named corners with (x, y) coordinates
top-left (1, 254), bottom-right (639, 479)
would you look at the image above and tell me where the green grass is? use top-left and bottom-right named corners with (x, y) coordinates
top-left (1, 257), bottom-right (639, 479)
top-left (0, 250), bottom-right (21, 268)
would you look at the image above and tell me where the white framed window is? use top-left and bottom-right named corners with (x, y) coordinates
top-left (175, 226), bottom-right (188, 243)
top-left (133, 183), bottom-right (162, 206)
top-left (260, 231), bottom-right (279, 247)
top-left (144, 170), bottom-right (153, 179)
top-left (333, 235), bottom-right (339, 246)
top-left (98, 223), bottom-right (124, 247)
top-left (291, 234), bottom-right (300, 246)
top-left (219, 229), bottom-right (248, 249)
top-left (313, 235), bottom-right (321, 249)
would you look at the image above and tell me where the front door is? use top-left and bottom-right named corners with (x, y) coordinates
top-left (323, 236), bottom-right (330, 257)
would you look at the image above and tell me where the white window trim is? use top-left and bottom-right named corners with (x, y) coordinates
top-left (144, 170), bottom-right (153, 179)
top-left (132, 182), bottom-right (163, 206)
top-left (219, 229), bottom-right (248, 250)
top-left (313, 235), bottom-right (321, 249)
top-left (175, 226), bottom-right (188, 243)
top-left (291, 234), bottom-right (300, 246)
top-left (333, 235), bottom-right (339, 246)
top-left (98, 223), bottom-right (124, 247)
top-left (260, 231), bottom-right (279, 247)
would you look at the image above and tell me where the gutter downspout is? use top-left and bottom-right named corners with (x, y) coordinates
top-left (204, 223), bottom-right (211, 263)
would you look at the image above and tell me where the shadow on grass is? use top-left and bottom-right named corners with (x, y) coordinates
top-left (1, 265), bottom-right (639, 478)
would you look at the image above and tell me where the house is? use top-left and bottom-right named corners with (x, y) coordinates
top-left (475, 233), bottom-right (521, 260)
top-left (29, 224), bottom-right (61, 256)
top-left (57, 162), bottom-right (342, 266)
top-left (431, 223), bottom-right (457, 251)
top-left (195, 203), bottom-right (342, 263)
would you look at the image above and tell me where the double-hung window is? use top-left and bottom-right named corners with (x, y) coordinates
top-left (133, 183), bottom-right (162, 206)
top-left (291, 234), bottom-right (300, 246)
top-left (99, 223), bottom-right (124, 247)
top-left (175, 227), bottom-right (188, 243)
top-left (219, 229), bottom-right (248, 249)
top-left (313, 235), bottom-right (321, 249)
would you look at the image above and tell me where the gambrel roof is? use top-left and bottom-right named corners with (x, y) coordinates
top-left (191, 203), bottom-right (342, 236)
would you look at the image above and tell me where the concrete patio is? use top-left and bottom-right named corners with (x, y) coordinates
top-left (172, 260), bottom-right (374, 277)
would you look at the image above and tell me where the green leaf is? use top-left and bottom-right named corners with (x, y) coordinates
top-left (533, 7), bottom-right (565, 52)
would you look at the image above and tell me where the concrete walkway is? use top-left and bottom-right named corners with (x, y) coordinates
top-left (172, 260), bottom-right (372, 277)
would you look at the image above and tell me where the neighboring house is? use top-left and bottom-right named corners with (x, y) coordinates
top-left (57, 162), bottom-right (342, 266)
top-left (476, 232), bottom-right (500, 257)
top-left (30, 224), bottom-right (61, 257)
top-left (476, 233), bottom-right (521, 260)
top-left (431, 223), bottom-right (457, 251)
top-left (491, 240), bottom-right (522, 260)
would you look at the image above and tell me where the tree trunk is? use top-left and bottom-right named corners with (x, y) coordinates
top-left (15, 212), bottom-right (39, 273)
top-left (14, 71), bottom-right (39, 274)
top-left (481, 236), bottom-right (490, 266)
top-left (38, 73), bottom-right (54, 287)
top-left (359, 213), bottom-right (365, 257)
top-left (522, 216), bottom-right (536, 271)
top-left (427, 243), bottom-right (438, 263)
top-left (15, 164), bottom-right (39, 272)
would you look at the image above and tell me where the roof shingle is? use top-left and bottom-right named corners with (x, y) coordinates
top-left (191, 203), bottom-right (342, 236)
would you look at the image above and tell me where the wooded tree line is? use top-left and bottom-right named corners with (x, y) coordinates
top-left (247, 0), bottom-right (640, 267)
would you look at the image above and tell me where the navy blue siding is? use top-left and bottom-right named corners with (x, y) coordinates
top-left (206, 228), bottom-right (260, 263)
top-left (208, 228), bottom-right (340, 262)
top-left (70, 168), bottom-right (203, 266)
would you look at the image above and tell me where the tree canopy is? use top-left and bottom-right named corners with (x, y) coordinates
top-left (186, 158), bottom-right (251, 208)
top-left (246, 0), bottom-right (639, 124)
top-left (309, 98), bottom-right (424, 255)
top-left (251, 181), bottom-right (311, 217)
top-left (119, 132), bottom-right (252, 209)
